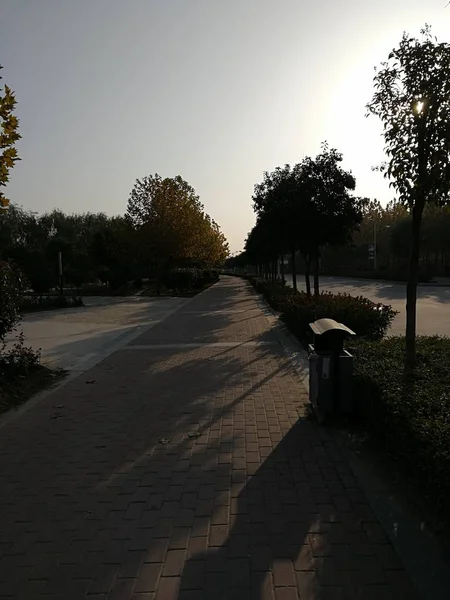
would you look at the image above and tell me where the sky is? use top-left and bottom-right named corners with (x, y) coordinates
top-left (1, 1), bottom-right (449, 253)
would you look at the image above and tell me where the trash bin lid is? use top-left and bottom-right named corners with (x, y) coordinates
top-left (309, 318), bottom-right (355, 336)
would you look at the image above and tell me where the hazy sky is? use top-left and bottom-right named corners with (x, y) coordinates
top-left (1, 1), bottom-right (449, 252)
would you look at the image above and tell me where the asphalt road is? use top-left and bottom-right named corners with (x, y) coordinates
top-left (6, 295), bottom-right (188, 372)
top-left (284, 275), bottom-right (450, 337)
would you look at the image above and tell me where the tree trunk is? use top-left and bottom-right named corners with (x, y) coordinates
top-left (313, 251), bottom-right (320, 297)
top-left (280, 254), bottom-right (285, 284)
top-left (291, 249), bottom-right (297, 291)
top-left (304, 253), bottom-right (311, 298)
top-left (406, 202), bottom-right (425, 371)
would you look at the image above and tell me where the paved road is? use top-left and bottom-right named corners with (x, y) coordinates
top-left (284, 275), bottom-right (450, 337)
top-left (6, 296), bottom-right (187, 372)
top-left (0, 277), bottom-right (424, 599)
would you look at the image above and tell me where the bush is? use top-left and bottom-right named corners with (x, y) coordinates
top-left (22, 295), bottom-right (84, 313)
top-left (0, 261), bottom-right (27, 341)
top-left (352, 336), bottom-right (450, 521)
top-left (251, 278), bottom-right (397, 341)
top-left (162, 267), bottom-right (219, 291)
top-left (0, 331), bottom-right (41, 383)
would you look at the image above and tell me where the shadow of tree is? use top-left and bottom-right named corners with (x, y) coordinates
top-left (0, 277), bottom-right (417, 599)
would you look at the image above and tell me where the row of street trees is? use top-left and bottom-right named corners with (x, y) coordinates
top-left (234, 27), bottom-right (450, 370)
top-left (244, 144), bottom-right (367, 296)
top-left (319, 200), bottom-right (450, 280)
top-left (1, 63), bottom-right (228, 295)
top-left (0, 174), bottom-right (229, 293)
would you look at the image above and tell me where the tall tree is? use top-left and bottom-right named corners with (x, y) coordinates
top-left (367, 26), bottom-right (450, 369)
top-left (127, 173), bottom-right (228, 270)
top-left (252, 165), bottom-right (299, 288)
top-left (295, 145), bottom-right (363, 296)
top-left (0, 65), bottom-right (20, 216)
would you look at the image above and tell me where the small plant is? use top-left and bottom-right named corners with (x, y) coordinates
top-left (0, 331), bottom-right (41, 382)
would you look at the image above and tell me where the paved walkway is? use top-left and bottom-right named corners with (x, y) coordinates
top-left (0, 277), bottom-right (418, 599)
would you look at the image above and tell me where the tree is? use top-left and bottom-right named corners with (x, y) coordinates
top-left (252, 165), bottom-right (300, 288)
top-left (294, 145), bottom-right (363, 296)
top-left (251, 147), bottom-right (363, 296)
top-left (367, 26), bottom-right (450, 368)
top-left (0, 65), bottom-right (20, 215)
top-left (127, 173), bottom-right (228, 272)
top-left (0, 261), bottom-right (26, 341)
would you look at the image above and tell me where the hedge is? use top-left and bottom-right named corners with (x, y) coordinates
top-left (251, 278), bottom-right (397, 341)
top-left (250, 276), bottom-right (450, 526)
top-left (351, 336), bottom-right (450, 520)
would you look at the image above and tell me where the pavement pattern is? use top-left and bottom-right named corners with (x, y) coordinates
top-left (0, 277), bottom-right (419, 599)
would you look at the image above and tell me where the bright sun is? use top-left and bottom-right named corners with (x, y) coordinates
top-left (415, 100), bottom-right (425, 114)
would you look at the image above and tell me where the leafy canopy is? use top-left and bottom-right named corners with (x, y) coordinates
top-left (367, 25), bottom-right (450, 207)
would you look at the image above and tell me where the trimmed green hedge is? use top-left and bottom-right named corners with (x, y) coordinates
top-left (251, 278), bottom-right (397, 341)
top-left (250, 276), bottom-right (450, 526)
top-left (352, 336), bottom-right (450, 520)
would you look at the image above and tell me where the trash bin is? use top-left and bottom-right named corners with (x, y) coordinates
top-left (308, 318), bottom-right (355, 421)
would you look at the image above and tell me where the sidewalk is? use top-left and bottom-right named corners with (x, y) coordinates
top-left (0, 277), bottom-right (418, 599)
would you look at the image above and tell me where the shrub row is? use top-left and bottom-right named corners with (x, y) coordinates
top-left (22, 295), bottom-right (84, 313)
top-left (250, 275), bottom-right (450, 526)
top-left (251, 277), bottom-right (397, 341)
top-left (351, 336), bottom-right (450, 520)
top-left (162, 268), bottom-right (219, 291)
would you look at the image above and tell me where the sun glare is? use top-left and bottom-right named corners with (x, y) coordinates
top-left (414, 100), bottom-right (425, 114)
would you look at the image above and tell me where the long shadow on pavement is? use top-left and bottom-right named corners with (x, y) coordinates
top-left (0, 278), bottom-right (418, 599)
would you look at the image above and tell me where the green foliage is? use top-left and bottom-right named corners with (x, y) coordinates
top-left (0, 65), bottom-right (21, 210)
top-left (367, 26), bottom-right (450, 367)
top-left (319, 200), bottom-right (450, 280)
top-left (0, 261), bottom-right (26, 340)
top-left (0, 330), bottom-right (52, 415)
top-left (0, 331), bottom-right (41, 382)
top-left (126, 174), bottom-right (229, 268)
top-left (251, 278), bottom-right (397, 341)
top-left (248, 145), bottom-right (366, 294)
top-left (162, 267), bottom-right (219, 292)
top-left (367, 26), bottom-right (450, 208)
top-left (352, 336), bottom-right (450, 520)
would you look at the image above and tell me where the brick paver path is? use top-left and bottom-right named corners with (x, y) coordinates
top-left (0, 277), bottom-right (418, 599)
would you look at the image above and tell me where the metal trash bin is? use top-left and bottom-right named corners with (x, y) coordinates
top-left (308, 318), bottom-right (355, 422)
